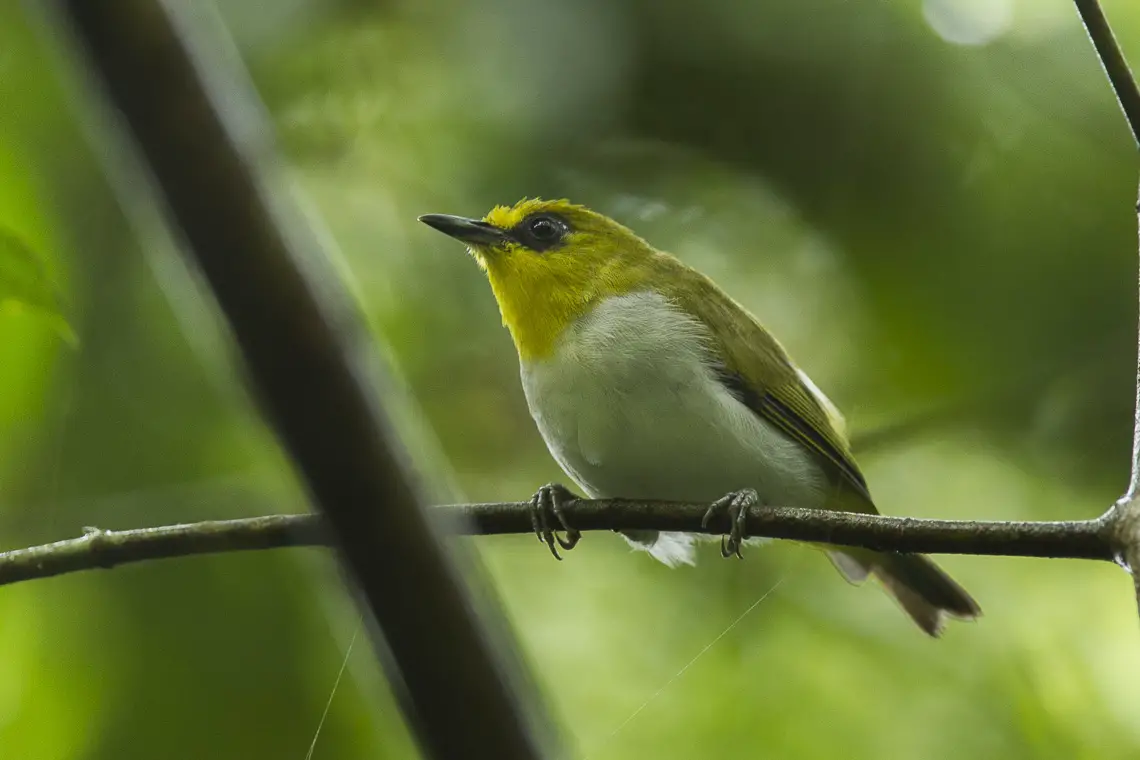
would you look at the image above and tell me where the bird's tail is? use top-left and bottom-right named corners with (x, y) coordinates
top-left (828, 549), bottom-right (981, 636)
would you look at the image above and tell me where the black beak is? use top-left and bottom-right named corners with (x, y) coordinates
top-left (419, 214), bottom-right (507, 246)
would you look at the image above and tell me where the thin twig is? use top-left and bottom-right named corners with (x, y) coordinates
top-left (1109, 184), bottom-right (1140, 587)
top-left (0, 501), bottom-right (1115, 588)
top-left (1072, 1), bottom-right (1140, 614)
top-left (1073, 0), bottom-right (1140, 146)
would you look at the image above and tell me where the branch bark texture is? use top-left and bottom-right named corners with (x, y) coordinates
top-left (0, 502), bottom-right (1116, 588)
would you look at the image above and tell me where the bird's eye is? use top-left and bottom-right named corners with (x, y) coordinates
top-left (513, 213), bottom-right (569, 251)
top-left (528, 217), bottom-right (560, 241)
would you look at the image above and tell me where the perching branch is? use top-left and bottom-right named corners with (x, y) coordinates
top-left (0, 501), bottom-right (1117, 588)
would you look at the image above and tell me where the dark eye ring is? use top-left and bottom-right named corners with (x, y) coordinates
top-left (528, 217), bottom-right (560, 241)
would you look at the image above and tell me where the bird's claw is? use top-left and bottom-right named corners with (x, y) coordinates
top-left (529, 483), bottom-right (581, 560)
top-left (701, 488), bottom-right (758, 559)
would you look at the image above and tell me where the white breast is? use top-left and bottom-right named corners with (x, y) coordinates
top-left (520, 291), bottom-right (828, 512)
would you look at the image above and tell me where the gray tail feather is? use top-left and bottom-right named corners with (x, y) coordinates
top-left (830, 549), bottom-right (981, 637)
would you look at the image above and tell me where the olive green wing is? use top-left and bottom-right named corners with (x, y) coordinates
top-left (665, 260), bottom-right (875, 510)
top-left (715, 366), bottom-right (873, 506)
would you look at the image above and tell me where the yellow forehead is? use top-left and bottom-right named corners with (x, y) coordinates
top-left (482, 198), bottom-right (588, 230)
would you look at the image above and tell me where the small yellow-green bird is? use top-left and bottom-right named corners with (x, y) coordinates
top-left (421, 198), bottom-right (980, 635)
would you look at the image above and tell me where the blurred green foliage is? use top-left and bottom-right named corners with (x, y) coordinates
top-left (0, 227), bottom-right (71, 342)
top-left (2, 0), bottom-right (1140, 758)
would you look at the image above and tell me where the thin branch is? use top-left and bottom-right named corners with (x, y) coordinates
top-left (1074, 0), bottom-right (1140, 146)
top-left (0, 502), bottom-right (1115, 588)
top-left (1109, 180), bottom-right (1140, 591)
top-left (1073, 0), bottom-right (1140, 615)
top-left (51, 2), bottom-right (552, 759)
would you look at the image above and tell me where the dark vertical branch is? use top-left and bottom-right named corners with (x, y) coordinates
top-left (46, 2), bottom-right (551, 758)
top-left (1117, 188), bottom-right (1140, 602)
top-left (1127, 207), bottom-right (1140, 507)
top-left (1072, 0), bottom-right (1140, 614)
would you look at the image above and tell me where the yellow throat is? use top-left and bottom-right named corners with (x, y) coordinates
top-left (473, 199), bottom-right (657, 361)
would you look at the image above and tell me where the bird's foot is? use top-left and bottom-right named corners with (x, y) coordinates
top-left (529, 483), bottom-right (581, 560)
top-left (701, 488), bottom-right (758, 559)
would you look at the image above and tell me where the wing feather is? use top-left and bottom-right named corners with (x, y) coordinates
top-left (718, 369), bottom-right (872, 504)
top-left (658, 254), bottom-right (875, 510)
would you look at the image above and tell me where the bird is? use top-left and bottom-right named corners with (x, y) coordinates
top-left (420, 198), bottom-right (980, 635)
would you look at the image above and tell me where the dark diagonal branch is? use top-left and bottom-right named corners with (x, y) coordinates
top-left (1074, 0), bottom-right (1140, 146)
top-left (0, 502), bottom-right (1116, 588)
top-left (50, 2), bottom-right (553, 759)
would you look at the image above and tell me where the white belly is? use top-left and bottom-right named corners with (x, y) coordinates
top-left (520, 291), bottom-right (828, 512)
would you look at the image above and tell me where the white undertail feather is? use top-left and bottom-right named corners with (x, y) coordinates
top-left (628, 531), bottom-right (696, 567)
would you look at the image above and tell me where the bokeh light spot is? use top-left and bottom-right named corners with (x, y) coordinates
top-left (923, 0), bottom-right (1014, 46)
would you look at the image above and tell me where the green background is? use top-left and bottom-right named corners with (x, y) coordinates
top-left (1, 0), bottom-right (1139, 758)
